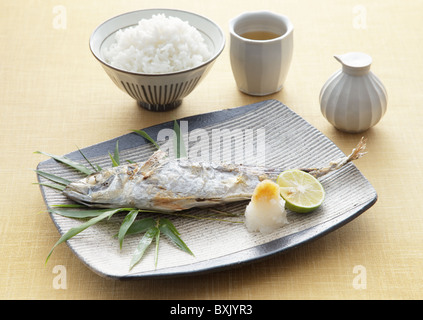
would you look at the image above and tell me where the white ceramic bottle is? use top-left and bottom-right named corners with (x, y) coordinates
top-left (319, 52), bottom-right (387, 133)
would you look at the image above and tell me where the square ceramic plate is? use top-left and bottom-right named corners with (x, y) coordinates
top-left (37, 100), bottom-right (377, 279)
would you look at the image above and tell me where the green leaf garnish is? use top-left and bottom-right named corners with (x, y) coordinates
top-left (46, 208), bottom-right (127, 263)
top-left (125, 218), bottom-right (156, 236)
top-left (108, 141), bottom-right (120, 167)
top-left (159, 219), bottom-right (193, 256)
top-left (118, 209), bottom-right (138, 249)
top-left (129, 226), bottom-right (159, 270)
top-left (159, 217), bottom-right (179, 235)
top-left (77, 146), bottom-right (102, 172)
top-left (35, 182), bottom-right (66, 191)
top-left (133, 129), bottom-right (160, 150)
top-left (51, 204), bottom-right (84, 208)
top-left (154, 227), bottom-right (160, 269)
top-left (36, 126), bottom-right (201, 269)
top-left (173, 120), bottom-right (187, 159)
top-left (35, 151), bottom-right (94, 176)
top-left (123, 217), bottom-right (193, 270)
top-left (109, 152), bottom-right (119, 167)
top-left (34, 169), bottom-right (71, 186)
top-left (49, 207), bottom-right (135, 219)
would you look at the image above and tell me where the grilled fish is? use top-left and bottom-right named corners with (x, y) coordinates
top-left (63, 138), bottom-right (367, 212)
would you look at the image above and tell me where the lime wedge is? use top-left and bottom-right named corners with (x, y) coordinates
top-left (276, 169), bottom-right (325, 213)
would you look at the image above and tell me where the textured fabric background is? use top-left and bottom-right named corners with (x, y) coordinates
top-left (1, 0), bottom-right (422, 299)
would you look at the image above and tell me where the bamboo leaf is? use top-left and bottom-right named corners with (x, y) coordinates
top-left (159, 218), bottom-right (179, 235)
top-left (35, 151), bottom-right (94, 176)
top-left (77, 146), bottom-right (101, 172)
top-left (35, 182), bottom-right (66, 191)
top-left (49, 207), bottom-right (132, 219)
top-left (109, 152), bottom-right (119, 167)
top-left (46, 208), bottom-right (122, 263)
top-left (107, 140), bottom-right (121, 167)
top-left (129, 227), bottom-right (159, 270)
top-left (159, 220), bottom-right (193, 256)
top-left (113, 140), bottom-right (120, 166)
top-left (51, 204), bottom-right (84, 208)
top-left (118, 209), bottom-right (139, 249)
top-left (34, 169), bottom-right (71, 186)
top-left (125, 218), bottom-right (156, 236)
top-left (173, 120), bottom-right (187, 159)
top-left (133, 130), bottom-right (160, 150)
top-left (154, 228), bottom-right (160, 269)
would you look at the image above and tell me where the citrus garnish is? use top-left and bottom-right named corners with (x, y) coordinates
top-left (276, 169), bottom-right (325, 213)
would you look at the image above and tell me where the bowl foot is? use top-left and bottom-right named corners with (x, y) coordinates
top-left (137, 100), bottom-right (182, 112)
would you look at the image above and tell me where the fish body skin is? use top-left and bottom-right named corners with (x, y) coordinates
top-left (63, 138), bottom-right (367, 211)
top-left (63, 150), bottom-right (281, 212)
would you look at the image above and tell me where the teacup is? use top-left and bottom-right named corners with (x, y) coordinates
top-left (229, 11), bottom-right (294, 96)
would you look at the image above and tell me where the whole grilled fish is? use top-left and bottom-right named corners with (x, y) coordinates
top-left (63, 138), bottom-right (367, 212)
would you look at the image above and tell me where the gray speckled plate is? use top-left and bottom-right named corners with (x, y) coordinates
top-left (37, 99), bottom-right (377, 279)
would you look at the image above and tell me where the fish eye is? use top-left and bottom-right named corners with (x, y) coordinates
top-left (101, 175), bottom-right (115, 188)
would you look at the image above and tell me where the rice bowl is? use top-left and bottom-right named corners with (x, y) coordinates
top-left (89, 9), bottom-right (225, 111)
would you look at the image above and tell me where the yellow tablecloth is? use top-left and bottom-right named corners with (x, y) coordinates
top-left (1, 0), bottom-right (422, 299)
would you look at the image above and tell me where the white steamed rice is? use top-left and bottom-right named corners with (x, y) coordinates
top-left (103, 14), bottom-right (212, 74)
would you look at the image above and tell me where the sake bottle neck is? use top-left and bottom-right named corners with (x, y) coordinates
top-left (334, 52), bottom-right (372, 76)
top-left (341, 64), bottom-right (371, 76)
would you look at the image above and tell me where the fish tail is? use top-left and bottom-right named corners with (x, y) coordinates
top-left (302, 137), bottom-right (367, 178)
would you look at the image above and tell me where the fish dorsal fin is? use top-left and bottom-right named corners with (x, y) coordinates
top-left (139, 150), bottom-right (168, 178)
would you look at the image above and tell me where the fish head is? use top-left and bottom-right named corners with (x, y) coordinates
top-left (63, 168), bottom-right (125, 207)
